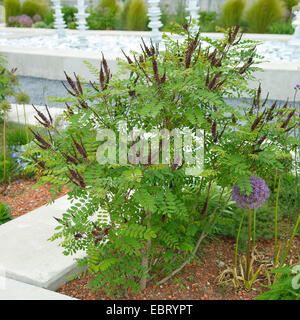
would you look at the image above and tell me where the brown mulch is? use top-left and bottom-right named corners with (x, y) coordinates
top-left (0, 179), bottom-right (69, 218)
top-left (57, 237), bottom-right (300, 301)
top-left (1, 179), bottom-right (298, 300)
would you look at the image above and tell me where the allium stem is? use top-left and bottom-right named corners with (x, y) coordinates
top-left (16, 105), bottom-right (20, 125)
top-left (274, 176), bottom-right (281, 266)
top-left (253, 210), bottom-right (257, 249)
top-left (280, 212), bottom-right (300, 268)
top-left (246, 210), bottom-right (253, 282)
top-left (3, 115), bottom-right (7, 185)
top-left (157, 194), bottom-right (232, 286)
top-left (273, 212), bottom-right (300, 286)
top-left (235, 210), bottom-right (246, 269)
top-left (23, 104), bottom-right (29, 143)
top-left (140, 210), bottom-right (152, 291)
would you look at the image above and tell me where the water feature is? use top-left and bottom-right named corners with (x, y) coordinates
top-left (288, 5), bottom-right (300, 60)
top-left (186, 0), bottom-right (200, 33)
top-left (75, 0), bottom-right (89, 48)
top-left (148, 0), bottom-right (163, 44)
top-left (1, 0), bottom-right (300, 103)
top-left (0, 31), bottom-right (152, 53)
top-left (53, 0), bottom-right (66, 40)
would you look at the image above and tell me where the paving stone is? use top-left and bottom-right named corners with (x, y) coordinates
top-left (0, 196), bottom-right (84, 291)
top-left (0, 276), bottom-right (76, 300)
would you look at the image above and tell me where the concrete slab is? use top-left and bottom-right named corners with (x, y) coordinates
top-left (0, 277), bottom-right (76, 300)
top-left (0, 196), bottom-right (84, 291)
top-left (1, 29), bottom-right (299, 101)
top-left (0, 45), bottom-right (119, 82)
top-left (8, 104), bottom-right (64, 126)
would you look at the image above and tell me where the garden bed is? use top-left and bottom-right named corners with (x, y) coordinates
top-left (57, 237), bottom-right (300, 300)
top-left (0, 178), bottom-right (69, 218)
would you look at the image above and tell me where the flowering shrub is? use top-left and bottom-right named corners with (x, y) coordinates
top-left (26, 26), bottom-right (299, 297)
top-left (32, 14), bottom-right (41, 23)
top-left (17, 14), bottom-right (33, 27)
top-left (8, 14), bottom-right (33, 27)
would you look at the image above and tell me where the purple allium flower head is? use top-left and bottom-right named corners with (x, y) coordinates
top-left (33, 14), bottom-right (41, 23)
top-left (294, 84), bottom-right (300, 90)
top-left (17, 15), bottom-right (33, 27)
top-left (8, 16), bottom-right (17, 24)
top-left (232, 176), bottom-right (270, 210)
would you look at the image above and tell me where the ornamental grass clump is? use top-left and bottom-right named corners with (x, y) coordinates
top-left (245, 0), bottom-right (285, 33)
top-left (4, 0), bottom-right (21, 24)
top-left (15, 91), bottom-right (30, 143)
top-left (0, 100), bottom-right (12, 187)
top-left (125, 0), bottom-right (147, 31)
top-left (222, 0), bottom-right (246, 28)
top-left (0, 55), bottom-right (29, 188)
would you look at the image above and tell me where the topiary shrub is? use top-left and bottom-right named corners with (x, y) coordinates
top-left (99, 0), bottom-right (119, 13)
top-left (42, 8), bottom-right (54, 27)
top-left (245, 0), bottom-right (285, 33)
top-left (198, 11), bottom-right (220, 32)
top-left (21, 0), bottom-right (48, 19)
top-left (126, 0), bottom-right (147, 31)
top-left (86, 0), bottom-right (120, 30)
top-left (32, 20), bottom-right (48, 28)
top-left (4, 0), bottom-right (21, 24)
top-left (222, 0), bottom-right (246, 28)
top-left (87, 6), bottom-right (116, 30)
top-left (61, 6), bottom-right (78, 28)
